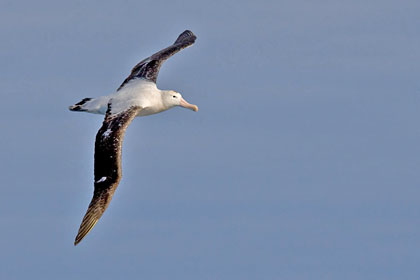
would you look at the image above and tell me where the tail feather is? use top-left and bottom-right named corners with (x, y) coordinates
top-left (69, 98), bottom-right (92, 111)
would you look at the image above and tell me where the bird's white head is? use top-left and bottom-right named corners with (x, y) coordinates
top-left (162, 90), bottom-right (198, 112)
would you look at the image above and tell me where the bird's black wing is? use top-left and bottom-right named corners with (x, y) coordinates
top-left (74, 105), bottom-right (141, 245)
top-left (117, 30), bottom-right (196, 90)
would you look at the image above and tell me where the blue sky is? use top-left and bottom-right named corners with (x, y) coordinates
top-left (1, 0), bottom-right (420, 279)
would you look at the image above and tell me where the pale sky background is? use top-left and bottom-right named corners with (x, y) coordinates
top-left (1, 0), bottom-right (420, 279)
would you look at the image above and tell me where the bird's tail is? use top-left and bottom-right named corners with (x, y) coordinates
top-left (69, 98), bottom-right (93, 112)
top-left (69, 96), bottom-right (109, 115)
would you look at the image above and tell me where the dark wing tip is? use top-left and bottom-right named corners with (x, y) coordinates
top-left (74, 220), bottom-right (98, 246)
top-left (74, 204), bottom-right (101, 246)
top-left (74, 190), bottom-right (114, 246)
top-left (174, 30), bottom-right (196, 45)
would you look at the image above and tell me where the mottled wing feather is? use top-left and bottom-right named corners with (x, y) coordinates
top-left (74, 105), bottom-right (141, 245)
top-left (117, 30), bottom-right (196, 90)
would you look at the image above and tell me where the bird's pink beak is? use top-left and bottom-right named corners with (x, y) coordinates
top-left (180, 97), bottom-right (198, 112)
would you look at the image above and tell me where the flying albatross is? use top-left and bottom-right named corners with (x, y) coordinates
top-left (69, 30), bottom-right (198, 245)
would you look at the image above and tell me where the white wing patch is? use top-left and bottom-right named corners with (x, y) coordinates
top-left (102, 129), bottom-right (112, 138)
top-left (96, 177), bottom-right (107, 183)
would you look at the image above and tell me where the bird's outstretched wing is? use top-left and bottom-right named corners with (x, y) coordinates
top-left (74, 105), bottom-right (142, 245)
top-left (117, 30), bottom-right (196, 90)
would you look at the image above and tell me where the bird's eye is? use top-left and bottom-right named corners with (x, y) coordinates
top-left (172, 95), bottom-right (176, 98)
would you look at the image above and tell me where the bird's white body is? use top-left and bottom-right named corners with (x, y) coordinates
top-left (73, 78), bottom-right (197, 117)
top-left (80, 79), bottom-right (167, 116)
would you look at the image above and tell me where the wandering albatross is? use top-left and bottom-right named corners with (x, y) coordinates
top-left (69, 30), bottom-right (198, 245)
